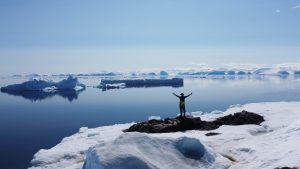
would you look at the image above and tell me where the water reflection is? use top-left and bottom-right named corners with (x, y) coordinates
top-left (0, 89), bottom-right (83, 102)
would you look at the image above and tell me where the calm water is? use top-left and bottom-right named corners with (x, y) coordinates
top-left (1, 76), bottom-right (300, 169)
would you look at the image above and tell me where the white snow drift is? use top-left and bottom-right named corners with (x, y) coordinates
top-left (83, 133), bottom-right (229, 169)
top-left (30, 102), bottom-right (300, 169)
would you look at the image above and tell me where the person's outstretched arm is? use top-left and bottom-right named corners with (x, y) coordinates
top-left (173, 93), bottom-right (180, 98)
top-left (185, 92), bottom-right (193, 98)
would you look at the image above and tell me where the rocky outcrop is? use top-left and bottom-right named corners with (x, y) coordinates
top-left (124, 111), bottom-right (264, 133)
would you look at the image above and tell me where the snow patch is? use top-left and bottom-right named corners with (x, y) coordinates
top-left (148, 116), bottom-right (161, 121)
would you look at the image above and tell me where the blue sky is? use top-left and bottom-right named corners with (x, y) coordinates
top-left (1, 0), bottom-right (300, 75)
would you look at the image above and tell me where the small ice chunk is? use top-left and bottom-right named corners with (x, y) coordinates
top-left (79, 127), bottom-right (88, 133)
top-left (148, 116), bottom-right (161, 120)
top-left (211, 110), bottom-right (223, 114)
top-left (229, 104), bottom-right (243, 108)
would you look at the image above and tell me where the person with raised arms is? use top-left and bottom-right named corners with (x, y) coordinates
top-left (172, 92), bottom-right (192, 117)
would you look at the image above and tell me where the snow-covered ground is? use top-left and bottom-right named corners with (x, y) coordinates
top-left (29, 102), bottom-right (300, 169)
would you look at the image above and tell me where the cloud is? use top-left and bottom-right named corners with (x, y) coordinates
top-left (292, 5), bottom-right (300, 9)
top-left (275, 9), bottom-right (281, 13)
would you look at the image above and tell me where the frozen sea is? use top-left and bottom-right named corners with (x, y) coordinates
top-left (1, 76), bottom-right (300, 169)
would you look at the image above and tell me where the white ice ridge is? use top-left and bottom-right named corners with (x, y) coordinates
top-left (83, 133), bottom-right (230, 169)
top-left (30, 102), bottom-right (300, 169)
top-left (1, 76), bottom-right (86, 91)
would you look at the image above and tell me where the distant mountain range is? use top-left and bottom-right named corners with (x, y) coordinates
top-left (10, 63), bottom-right (300, 78)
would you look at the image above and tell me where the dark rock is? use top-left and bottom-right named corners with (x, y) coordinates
top-left (176, 116), bottom-right (198, 131)
top-left (214, 110), bottom-right (264, 126)
top-left (124, 111), bottom-right (265, 133)
top-left (148, 119), bottom-right (163, 124)
top-left (275, 167), bottom-right (299, 169)
top-left (205, 132), bottom-right (221, 136)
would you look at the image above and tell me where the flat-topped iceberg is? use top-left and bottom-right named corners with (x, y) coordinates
top-left (97, 83), bottom-right (126, 91)
top-left (29, 102), bottom-right (300, 169)
top-left (207, 71), bottom-right (226, 76)
top-left (1, 76), bottom-right (86, 91)
top-left (100, 78), bottom-right (183, 88)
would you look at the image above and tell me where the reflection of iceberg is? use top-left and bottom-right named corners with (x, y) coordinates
top-left (100, 78), bottom-right (183, 89)
top-left (0, 89), bottom-right (82, 102)
top-left (0, 76), bottom-right (86, 102)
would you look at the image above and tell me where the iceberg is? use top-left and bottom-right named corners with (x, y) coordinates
top-left (253, 68), bottom-right (273, 75)
top-left (159, 70), bottom-right (169, 76)
top-left (100, 78), bottom-right (184, 88)
top-left (177, 71), bottom-right (208, 76)
top-left (207, 71), bottom-right (226, 76)
top-left (278, 70), bottom-right (290, 76)
top-left (90, 72), bottom-right (121, 77)
top-left (237, 71), bottom-right (247, 75)
top-left (97, 83), bottom-right (126, 91)
top-left (252, 68), bottom-right (292, 76)
top-left (172, 63), bottom-right (300, 77)
top-left (226, 70), bottom-right (236, 75)
top-left (294, 71), bottom-right (300, 75)
top-left (1, 76), bottom-right (86, 91)
top-left (147, 72), bottom-right (157, 76)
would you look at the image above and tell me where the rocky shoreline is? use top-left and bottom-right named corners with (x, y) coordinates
top-left (124, 110), bottom-right (265, 133)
